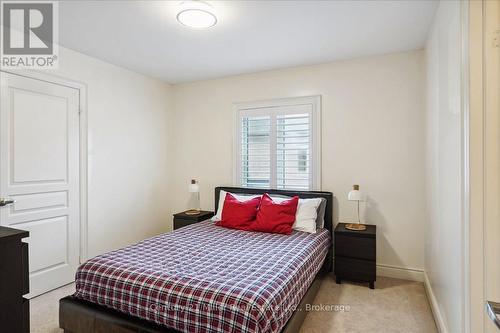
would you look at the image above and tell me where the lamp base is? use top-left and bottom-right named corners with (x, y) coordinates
top-left (185, 209), bottom-right (201, 215)
top-left (345, 223), bottom-right (367, 231)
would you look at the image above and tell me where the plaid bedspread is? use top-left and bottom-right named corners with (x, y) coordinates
top-left (74, 221), bottom-right (330, 333)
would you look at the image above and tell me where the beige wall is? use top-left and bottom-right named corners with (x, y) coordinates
top-left (169, 50), bottom-right (426, 274)
top-left (424, 1), bottom-right (463, 332)
top-left (48, 47), bottom-right (173, 258)
top-left (34, 46), bottom-right (427, 278)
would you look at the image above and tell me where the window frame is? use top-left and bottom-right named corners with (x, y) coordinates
top-left (233, 95), bottom-right (322, 191)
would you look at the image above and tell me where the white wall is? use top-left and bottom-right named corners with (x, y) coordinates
top-left (169, 50), bottom-right (426, 275)
top-left (424, 1), bottom-right (463, 332)
top-left (48, 47), bottom-right (173, 258)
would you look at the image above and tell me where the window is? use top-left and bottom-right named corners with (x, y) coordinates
top-left (234, 96), bottom-right (321, 190)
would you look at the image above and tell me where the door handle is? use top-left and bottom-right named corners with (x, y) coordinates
top-left (0, 198), bottom-right (15, 207)
top-left (486, 301), bottom-right (500, 329)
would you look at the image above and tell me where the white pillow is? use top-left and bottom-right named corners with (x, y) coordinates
top-left (272, 196), bottom-right (322, 234)
top-left (316, 198), bottom-right (327, 229)
top-left (212, 190), bottom-right (262, 221)
top-left (213, 191), bottom-right (322, 234)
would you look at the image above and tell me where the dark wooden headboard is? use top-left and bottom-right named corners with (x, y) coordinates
top-left (214, 186), bottom-right (334, 271)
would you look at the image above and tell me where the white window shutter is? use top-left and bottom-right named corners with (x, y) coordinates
top-left (240, 116), bottom-right (271, 188)
top-left (276, 113), bottom-right (311, 190)
top-left (235, 96), bottom-right (321, 191)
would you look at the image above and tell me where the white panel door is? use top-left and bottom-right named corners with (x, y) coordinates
top-left (0, 72), bottom-right (80, 298)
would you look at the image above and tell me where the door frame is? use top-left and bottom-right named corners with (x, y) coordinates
top-left (468, 0), bottom-right (500, 332)
top-left (482, 1), bottom-right (500, 332)
top-left (0, 69), bottom-right (89, 263)
top-left (461, 1), bottom-right (471, 332)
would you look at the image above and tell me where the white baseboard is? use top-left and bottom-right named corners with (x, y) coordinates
top-left (376, 263), bottom-right (424, 282)
top-left (423, 272), bottom-right (449, 333)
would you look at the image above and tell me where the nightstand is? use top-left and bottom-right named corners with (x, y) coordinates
top-left (173, 210), bottom-right (214, 230)
top-left (334, 223), bottom-right (376, 289)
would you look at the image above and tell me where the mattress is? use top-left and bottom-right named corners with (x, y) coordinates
top-left (74, 220), bottom-right (330, 333)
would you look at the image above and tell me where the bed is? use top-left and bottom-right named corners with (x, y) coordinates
top-left (59, 187), bottom-right (333, 333)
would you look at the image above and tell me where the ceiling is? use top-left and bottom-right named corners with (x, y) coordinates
top-left (59, 1), bottom-right (438, 84)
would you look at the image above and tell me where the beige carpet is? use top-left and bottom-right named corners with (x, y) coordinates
top-left (299, 276), bottom-right (437, 333)
top-left (30, 276), bottom-right (437, 333)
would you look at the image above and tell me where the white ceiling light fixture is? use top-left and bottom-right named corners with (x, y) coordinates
top-left (177, 1), bottom-right (217, 29)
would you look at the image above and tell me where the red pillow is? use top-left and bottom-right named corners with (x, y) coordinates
top-left (215, 193), bottom-right (261, 230)
top-left (250, 193), bottom-right (299, 234)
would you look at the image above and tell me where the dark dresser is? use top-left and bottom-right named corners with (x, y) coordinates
top-left (334, 223), bottom-right (376, 289)
top-left (173, 210), bottom-right (214, 230)
top-left (0, 226), bottom-right (30, 332)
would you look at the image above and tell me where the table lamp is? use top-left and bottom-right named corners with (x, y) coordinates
top-left (346, 184), bottom-right (366, 231)
top-left (186, 179), bottom-right (201, 215)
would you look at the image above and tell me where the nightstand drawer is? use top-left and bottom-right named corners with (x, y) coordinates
top-left (335, 256), bottom-right (375, 282)
top-left (21, 242), bottom-right (29, 295)
top-left (173, 211), bottom-right (214, 231)
top-left (22, 297), bottom-right (29, 333)
top-left (173, 219), bottom-right (198, 230)
top-left (335, 234), bottom-right (375, 261)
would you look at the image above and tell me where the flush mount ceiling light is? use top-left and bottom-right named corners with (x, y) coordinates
top-left (176, 1), bottom-right (217, 29)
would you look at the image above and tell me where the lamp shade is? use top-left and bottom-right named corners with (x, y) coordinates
top-left (188, 179), bottom-right (199, 193)
top-left (348, 184), bottom-right (362, 201)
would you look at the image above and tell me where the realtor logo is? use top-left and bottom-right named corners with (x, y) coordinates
top-left (1, 1), bottom-right (59, 68)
